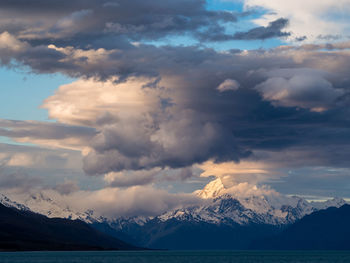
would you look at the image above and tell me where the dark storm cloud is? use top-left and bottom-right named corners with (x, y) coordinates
top-left (295, 36), bottom-right (307, 42)
top-left (196, 17), bottom-right (290, 42)
top-left (0, 0), bottom-right (239, 48)
top-left (232, 18), bottom-right (290, 40)
top-left (1, 38), bottom-right (350, 175)
top-left (0, 1), bottom-right (350, 179)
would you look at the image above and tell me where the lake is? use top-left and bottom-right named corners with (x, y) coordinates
top-left (0, 251), bottom-right (350, 263)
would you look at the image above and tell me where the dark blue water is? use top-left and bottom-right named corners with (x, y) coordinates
top-left (0, 251), bottom-right (349, 263)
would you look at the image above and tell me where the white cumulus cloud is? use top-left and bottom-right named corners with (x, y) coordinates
top-left (243, 0), bottom-right (350, 42)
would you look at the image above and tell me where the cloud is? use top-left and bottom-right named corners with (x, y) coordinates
top-left (54, 9), bottom-right (93, 33)
top-left (53, 179), bottom-right (79, 195)
top-left (1, 0), bottom-right (350, 216)
top-left (42, 77), bottom-right (249, 175)
top-left (0, 143), bottom-right (83, 172)
top-left (196, 160), bottom-right (284, 199)
top-left (1, 29), bottom-right (349, 82)
top-left (71, 186), bottom-right (202, 218)
top-left (0, 0), bottom-right (239, 47)
top-left (6, 186), bottom-right (203, 218)
top-left (0, 31), bottom-right (28, 63)
top-left (104, 167), bottom-right (199, 188)
top-left (0, 172), bottom-right (42, 191)
top-left (0, 119), bottom-right (96, 150)
top-left (0, 31), bottom-right (27, 52)
top-left (217, 79), bottom-right (240, 92)
top-left (0, 2), bottom-right (350, 195)
top-left (104, 169), bottom-right (161, 188)
top-left (82, 113), bottom-right (244, 174)
top-left (196, 177), bottom-right (280, 200)
top-left (0, 143), bottom-right (88, 195)
top-left (42, 77), bottom-right (160, 126)
top-left (243, 0), bottom-right (350, 42)
top-left (0, 43), bottom-right (347, 179)
top-left (255, 71), bottom-right (344, 111)
top-left (199, 160), bottom-right (273, 184)
top-left (232, 18), bottom-right (290, 40)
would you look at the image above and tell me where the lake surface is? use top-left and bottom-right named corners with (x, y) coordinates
top-left (0, 251), bottom-right (350, 263)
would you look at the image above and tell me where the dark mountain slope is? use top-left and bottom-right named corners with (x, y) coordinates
top-left (252, 204), bottom-right (350, 250)
top-left (0, 203), bottom-right (136, 251)
top-left (91, 222), bottom-right (139, 246)
top-left (112, 217), bottom-right (282, 250)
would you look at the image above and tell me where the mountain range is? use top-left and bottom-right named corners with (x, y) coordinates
top-left (1, 177), bottom-right (348, 250)
top-left (0, 202), bottom-right (136, 251)
top-left (251, 204), bottom-right (350, 250)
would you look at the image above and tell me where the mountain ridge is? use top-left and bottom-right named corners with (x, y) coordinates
top-left (0, 202), bottom-right (137, 251)
top-left (3, 178), bottom-right (346, 227)
top-left (1, 178), bottom-right (347, 250)
top-left (251, 204), bottom-right (350, 250)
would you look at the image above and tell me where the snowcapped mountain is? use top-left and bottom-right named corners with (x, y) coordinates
top-left (0, 179), bottom-right (348, 249)
top-left (195, 177), bottom-right (226, 199)
top-left (115, 178), bottom-right (347, 228)
top-left (0, 178), bottom-right (347, 228)
top-left (0, 193), bottom-right (30, 211)
top-left (1, 192), bottom-right (104, 223)
top-left (23, 192), bottom-right (94, 222)
top-left (165, 177), bottom-right (342, 226)
top-left (110, 179), bottom-right (348, 249)
top-left (310, 197), bottom-right (347, 210)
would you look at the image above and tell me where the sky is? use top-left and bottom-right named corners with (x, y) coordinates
top-left (0, 0), bottom-right (350, 217)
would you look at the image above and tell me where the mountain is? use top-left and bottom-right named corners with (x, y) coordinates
top-left (1, 178), bottom-right (347, 249)
top-left (108, 213), bottom-right (282, 249)
top-left (0, 193), bottom-right (31, 211)
top-left (150, 178), bottom-right (346, 227)
top-left (104, 179), bottom-right (347, 249)
top-left (252, 204), bottom-right (350, 250)
top-left (0, 202), bottom-right (136, 251)
top-left (7, 179), bottom-right (345, 227)
top-left (108, 195), bottom-right (345, 249)
top-left (310, 197), bottom-right (347, 210)
top-left (0, 193), bottom-right (104, 223)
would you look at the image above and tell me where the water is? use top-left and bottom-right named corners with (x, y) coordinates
top-left (0, 251), bottom-right (349, 263)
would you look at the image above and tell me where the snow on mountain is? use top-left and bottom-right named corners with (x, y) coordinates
top-left (0, 177), bottom-right (347, 228)
top-left (111, 216), bottom-right (150, 228)
top-left (195, 178), bottom-right (225, 199)
top-left (0, 193), bottom-right (30, 211)
top-left (310, 197), bottom-right (347, 210)
top-left (24, 193), bottom-right (81, 219)
top-left (2, 192), bottom-right (104, 223)
top-left (158, 194), bottom-right (266, 225)
top-left (157, 178), bottom-right (347, 226)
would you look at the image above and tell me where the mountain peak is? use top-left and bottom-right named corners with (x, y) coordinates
top-left (195, 177), bottom-right (225, 199)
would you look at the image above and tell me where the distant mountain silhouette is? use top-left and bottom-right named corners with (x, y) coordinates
top-left (251, 204), bottom-right (350, 250)
top-left (0, 203), bottom-right (136, 251)
top-left (2, 191), bottom-right (350, 251)
top-left (103, 217), bottom-right (282, 250)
